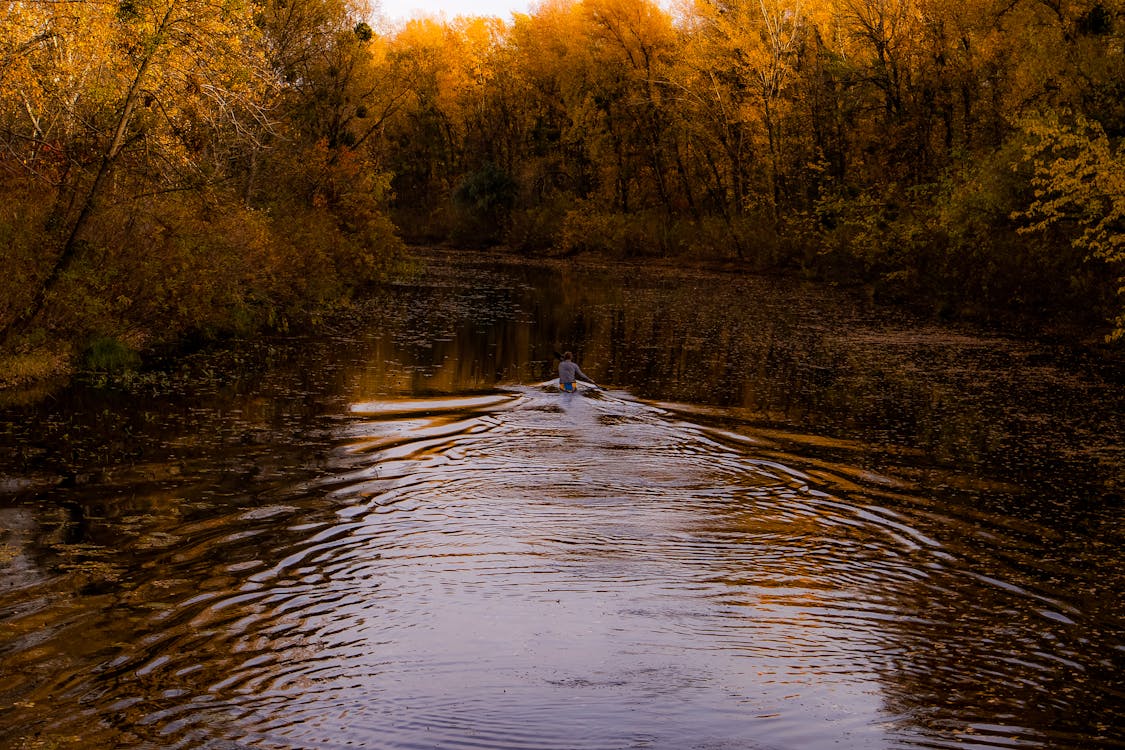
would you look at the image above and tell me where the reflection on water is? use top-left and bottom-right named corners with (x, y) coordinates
top-left (0, 251), bottom-right (1122, 749)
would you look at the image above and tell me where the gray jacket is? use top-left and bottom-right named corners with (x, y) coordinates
top-left (558, 360), bottom-right (590, 384)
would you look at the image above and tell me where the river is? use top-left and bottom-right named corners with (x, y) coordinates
top-left (0, 250), bottom-right (1122, 749)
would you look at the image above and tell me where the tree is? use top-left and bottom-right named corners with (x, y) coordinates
top-left (690, 0), bottom-right (807, 217)
top-left (1, 0), bottom-right (275, 341)
top-left (1017, 112), bottom-right (1125, 341)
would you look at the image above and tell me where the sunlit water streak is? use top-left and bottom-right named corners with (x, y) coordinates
top-left (5, 382), bottom-right (1115, 749)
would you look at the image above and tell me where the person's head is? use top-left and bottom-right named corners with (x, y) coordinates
top-left (563, 351), bottom-right (573, 361)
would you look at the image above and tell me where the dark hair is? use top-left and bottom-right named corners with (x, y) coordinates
top-left (563, 351), bottom-right (573, 360)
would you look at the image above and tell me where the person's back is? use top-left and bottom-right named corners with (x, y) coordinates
top-left (558, 352), bottom-right (589, 392)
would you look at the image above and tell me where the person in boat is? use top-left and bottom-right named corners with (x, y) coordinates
top-left (558, 351), bottom-right (595, 392)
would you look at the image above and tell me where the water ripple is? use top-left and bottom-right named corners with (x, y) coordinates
top-left (3, 385), bottom-right (1118, 749)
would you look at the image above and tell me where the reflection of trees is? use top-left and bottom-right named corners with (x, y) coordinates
top-left (528, 261), bottom-right (1121, 497)
top-left (0, 340), bottom-right (363, 744)
top-left (341, 256), bottom-right (1121, 514)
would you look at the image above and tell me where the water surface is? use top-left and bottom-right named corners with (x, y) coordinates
top-left (1, 251), bottom-right (1122, 749)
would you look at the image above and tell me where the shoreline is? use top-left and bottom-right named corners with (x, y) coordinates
top-left (2, 244), bottom-right (1121, 403)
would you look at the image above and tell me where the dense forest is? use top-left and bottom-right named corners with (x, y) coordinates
top-left (1, 0), bottom-right (1123, 385)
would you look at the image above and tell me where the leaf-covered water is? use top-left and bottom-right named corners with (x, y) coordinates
top-left (1, 251), bottom-right (1122, 749)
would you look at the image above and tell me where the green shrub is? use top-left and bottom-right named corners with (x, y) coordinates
top-left (83, 336), bottom-right (140, 372)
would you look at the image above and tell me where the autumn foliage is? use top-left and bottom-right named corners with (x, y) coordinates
top-left (373, 0), bottom-right (1124, 339)
top-left (1, 0), bottom-right (1123, 379)
top-left (0, 0), bottom-right (404, 379)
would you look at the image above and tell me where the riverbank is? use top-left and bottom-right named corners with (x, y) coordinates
top-left (485, 243), bottom-right (1125, 370)
top-left (2, 245), bottom-right (1121, 405)
top-left (524, 239), bottom-right (1121, 349)
top-left (0, 241), bottom-right (416, 399)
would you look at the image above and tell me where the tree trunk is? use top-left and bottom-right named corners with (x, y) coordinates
top-left (1, 2), bottom-right (176, 346)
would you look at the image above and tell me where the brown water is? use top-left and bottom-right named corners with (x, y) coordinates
top-left (1, 251), bottom-right (1122, 749)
